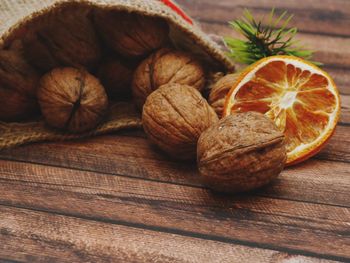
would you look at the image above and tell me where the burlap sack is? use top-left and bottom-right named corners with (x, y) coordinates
top-left (0, 0), bottom-right (234, 150)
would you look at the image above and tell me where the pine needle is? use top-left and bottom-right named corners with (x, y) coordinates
top-left (225, 9), bottom-right (322, 66)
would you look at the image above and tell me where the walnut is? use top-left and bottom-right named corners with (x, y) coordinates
top-left (37, 67), bottom-right (108, 133)
top-left (0, 46), bottom-right (40, 121)
top-left (97, 60), bottom-right (133, 100)
top-left (132, 49), bottom-right (206, 109)
top-left (23, 9), bottom-right (101, 72)
top-left (94, 10), bottom-right (169, 57)
top-left (197, 112), bottom-right (286, 193)
top-left (142, 83), bottom-right (218, 160)
top-left (208, 73), bottom-right (239, 117)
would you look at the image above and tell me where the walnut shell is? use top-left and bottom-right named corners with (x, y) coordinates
top-left (197, 112), bottom-right (286, 193)
top-left (142, 83), bottom-right (218, 160)
top-left (0, 47), bottom-right (40, 121)
top-left (23, 9), bottom-right (101, 72)
top-left (133, 49), bottom-right (206, 109)
top-left (98, 60), bottom-right (133, 100)
top-left (208, 73), bottom-right (239, 117)
top-left (38, 67), bottom-right (108, 133)
top-left (94, 11), bottom-right (169, 57)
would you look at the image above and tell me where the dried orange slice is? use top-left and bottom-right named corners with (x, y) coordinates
top-left (223, 55), bottom-right (340, 165)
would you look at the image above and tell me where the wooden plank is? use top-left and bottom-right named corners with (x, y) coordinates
top-left (340, 96), bottom-right (350, 124)
top-left (0, 155), bottom-right (349, 207)
top-left (0, 153), bottom-right (348, 207)
top-left (0, 123), bottom-right (349, 181)
top-left (0, 135), bottom-right (202, 185)
top-left (0, 160), bottom-right (349, 260)
top-left (0, 206), bottom-right (338, 263)
top-left (326, 67), bottom-right (350, 95)
top-left (177, 0), bottom-right (350, 36)
top-left (199, 21), bottom-right (350, 70)
top-left (317, 125), bottom-right (350, 163)
top-left (259, 159), bottom-right (350, 206)
top-left (0, 260), bottom-right (20, 263)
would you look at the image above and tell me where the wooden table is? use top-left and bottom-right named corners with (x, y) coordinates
top-left (0, 1), bottom-right (349, 262)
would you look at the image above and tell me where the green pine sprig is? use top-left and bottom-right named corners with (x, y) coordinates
top-left (224, 8), bottom-right (321, 65)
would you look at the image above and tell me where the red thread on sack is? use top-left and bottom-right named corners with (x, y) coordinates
top-left (159, 0), bottom-right (193, 24)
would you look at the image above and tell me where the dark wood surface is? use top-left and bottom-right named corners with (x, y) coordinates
top-left (1, 1), bottom-right (350, 262)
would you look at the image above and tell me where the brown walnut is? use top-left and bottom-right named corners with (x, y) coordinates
top-left (133, 48), bottom-right (206, 109)
top-left (197, 112), bottom-right (286, 193)
top-left (0, 47), bottom-right (40, 121)
top-left (37, 67), bottom-right (108, 133)
top-left (94, 10), bottom-right (169, 58)
top-left (142, 83), bottom-right (218, 160)
top-left (208, 73), bottom-right (239, 117)
top-left (97, 60), bottom-right (134, 100)
top-left (23, 9), bottom-right (101, 72)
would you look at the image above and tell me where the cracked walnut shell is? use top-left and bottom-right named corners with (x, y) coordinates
top-left (132, 48), bottom-right (206, 109)
top-left (197, 112), bottom-right (286, 193)
top-left (0, 47), bottom-right (40, 121)
top-left (23, 9), bottom-right (101, 72)
top-left (142, 83), bottom-right (218, 160)
top-left (98, 60), bottom-right (134, 100)
top-left (209, 73), bottom-right (239, 117)
top-left (37, 67), bottom-right (108, 133)
top-left (94, 10), bottom-right (169, 58)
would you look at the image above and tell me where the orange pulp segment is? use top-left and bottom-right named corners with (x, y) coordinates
top-left (223, 55), bottom-right (340, 165)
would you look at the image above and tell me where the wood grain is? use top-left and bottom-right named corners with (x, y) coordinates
top-left (317, 126), bottom-right (350, 163)
top-left (1, 157), bottom-right (349, 207)
top-left (200, 21), bottom-right (350, 69)
top-left (0, 126), bottom-right (349, 183)
top-left (326, 68), bottom-right (350, 95)
top-left (0, 205), bottom-right (338, 263)
top-left (177, 0), bottom-right (350, 36)
top-left (0, 159), bottom-right (349, 261)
